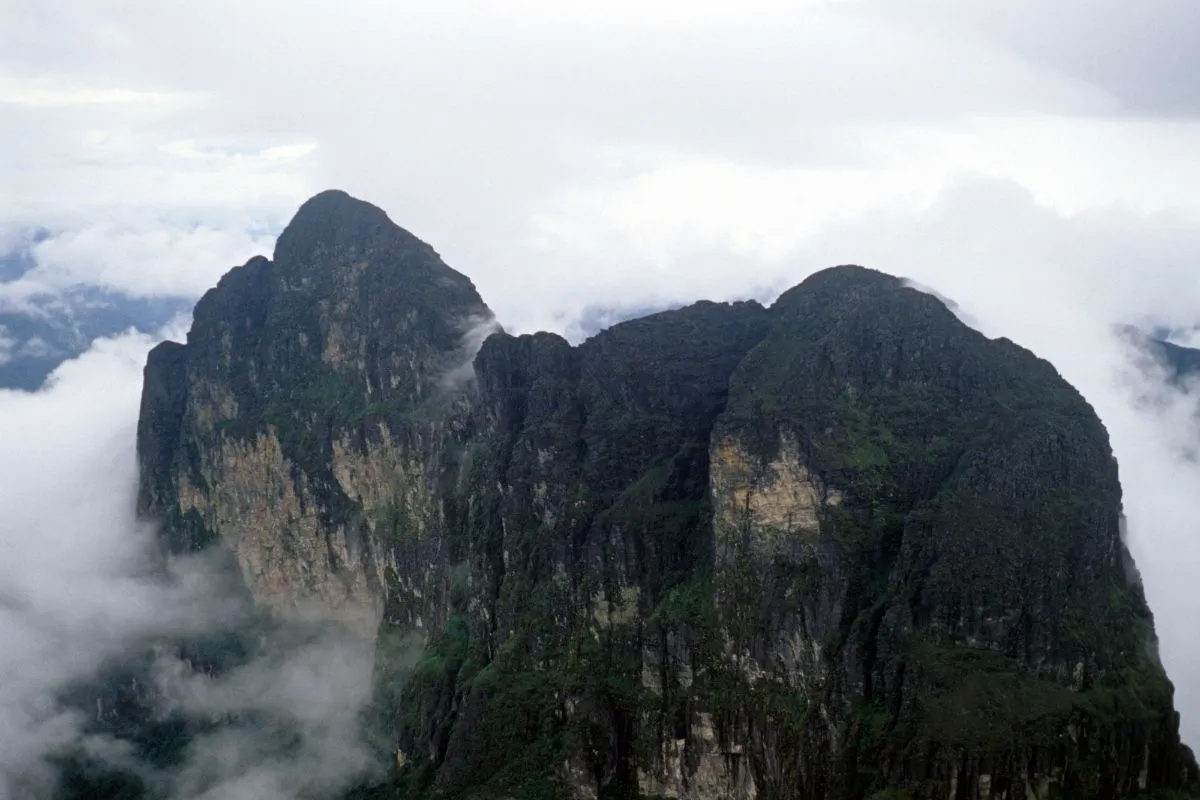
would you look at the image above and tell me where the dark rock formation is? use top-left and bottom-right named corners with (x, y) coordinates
top-left (134, 191), bottom-right (1198, 799)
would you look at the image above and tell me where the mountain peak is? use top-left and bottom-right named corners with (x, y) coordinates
top-left (770, 264), bottom-right (900, 309)
top-left (294, 188), bottom-right (387, 221)
top-left (272, 188), bottom-right (417, 265)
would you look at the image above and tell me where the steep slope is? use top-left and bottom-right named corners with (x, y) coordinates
top-left (138, 189), bottom-right (494, 636)
top-left (709, 267), bottom-right (1194, 797)
top-left (137, 191), bottom-right (1198, 800)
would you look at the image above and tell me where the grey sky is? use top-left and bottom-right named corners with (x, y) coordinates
top-left (4, 0), bottom-right (1198, 321)
top-left (2, 0), bottom-right (1200, 776)
top-left (877, 0), bottom-right (1200, 117)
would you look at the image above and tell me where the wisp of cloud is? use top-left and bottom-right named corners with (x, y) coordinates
top-left (0, 323), bottom-right (384, 800)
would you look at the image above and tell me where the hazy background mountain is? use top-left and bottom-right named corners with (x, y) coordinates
top-left (0, 233), bottom-right (192, 390)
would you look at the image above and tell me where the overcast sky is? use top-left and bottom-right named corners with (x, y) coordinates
top-left (3, 0), bottom-right (1200, 764)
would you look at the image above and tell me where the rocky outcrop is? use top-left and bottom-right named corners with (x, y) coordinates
top-left (137, 191), bottom-right (1199, 799)
top-left (137, 190), bottom-right (493, 637)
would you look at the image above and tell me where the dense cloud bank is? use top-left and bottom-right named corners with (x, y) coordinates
top-left (0, 325), bottom-right (383, 799)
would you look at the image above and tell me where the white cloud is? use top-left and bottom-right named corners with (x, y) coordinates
top-left (151, 634), bottom-right (380, 799)
top-left (0, 327), bottom-right (186, 794)
top-left (0, 0), bottom-right (1126, 303)
top-left (862, 0), bottom-right (1200, 116)
top-left (0, 325), bottom-right (13, 364)
top-left (1169, 329), bottom-right (1200, 349)
top-left (0, 72), bottom-right (187, 108)
top-left (24, 222), bottom-right (277, 298)
top-left (0, 324), bottom-right (383, 797)
top-left (17, 336), bottom-right (57, 358)
top-left (3, 0), bottom-right (1200, 767)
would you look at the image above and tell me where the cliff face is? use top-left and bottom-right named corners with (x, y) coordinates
top-left (137, 189), bottom-right (494, 637)
top-left (138, 191), bottom-right (1197, 799)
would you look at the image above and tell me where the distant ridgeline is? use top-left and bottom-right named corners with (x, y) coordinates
top-left (69, 190), bottom-right (1199, 799)
top-left (0, 233), bottom-right (191, 391)
top-left (1151, 339), bottom-right (1200, 381)
top-left (1117, 323), bottom-right (1200, 385)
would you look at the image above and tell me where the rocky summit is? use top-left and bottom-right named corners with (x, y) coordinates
top-left (134, 190), bottom-right (1198, 799)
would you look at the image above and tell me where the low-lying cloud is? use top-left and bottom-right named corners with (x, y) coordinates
top-left (0, 324), bottom-right (384, 799)
top-left (149, 629), bottom-right (379, 799)
top-left (440, 313), bottom-right (503, 389)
